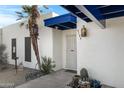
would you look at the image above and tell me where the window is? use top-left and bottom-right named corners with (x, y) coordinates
top-left (25, 37), bottom-right (31, 62)
top-left (12, 38), bottom-right (16, 59)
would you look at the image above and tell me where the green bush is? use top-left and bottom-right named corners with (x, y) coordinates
top-left (0, 44), bottom-right (8, 65)
top-left (41, 56), bottom-right (56, 74)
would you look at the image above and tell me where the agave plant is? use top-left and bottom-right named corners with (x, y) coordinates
top-left (41, 56), bottom-right (56, 74)
top-left (16, 5), bottom-right (48, 70)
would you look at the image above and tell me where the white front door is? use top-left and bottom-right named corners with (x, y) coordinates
top-left (66, 35), bottom-right (77, 71)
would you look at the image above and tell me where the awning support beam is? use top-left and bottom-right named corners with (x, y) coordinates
top-left (75, 5), bottom-right (105, 29)
top-left (58, 24), bottom-right (72, 29)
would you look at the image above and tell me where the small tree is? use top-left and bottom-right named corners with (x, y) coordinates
top-left (0, 44), bottom-right (8, 65)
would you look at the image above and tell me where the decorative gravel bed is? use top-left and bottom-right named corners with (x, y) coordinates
top-left (0, 64), bottom-right (44, 88)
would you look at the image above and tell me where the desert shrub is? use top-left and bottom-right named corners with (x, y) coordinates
top-left (40, 56), bottom-right (56, 74)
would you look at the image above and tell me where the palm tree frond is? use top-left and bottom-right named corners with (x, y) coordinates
top-left (43, 5), bottom-right (49, 9)
top-left (16, 11), bottom-right (28, 20)
top-left (22, 5), bottom-right (32, 14)
top-left (16, 11), bottom-right (23, 15)
top-left (40, 10), bottom-right (43, 13)
top-left (16, 18), bottom-right (22, 21)
top-left (20, 22), bottom-right (25, 27)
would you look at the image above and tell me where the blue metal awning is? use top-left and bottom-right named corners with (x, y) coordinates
top-left (44, 13), bottom-right (77, 30)
top-left (61, 5), bottom-right (124, 22)
top-left (61, 5), bottom-right (124, 28)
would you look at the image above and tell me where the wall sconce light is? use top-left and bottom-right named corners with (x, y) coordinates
top-left (77, 25), bottom-right (87, 39)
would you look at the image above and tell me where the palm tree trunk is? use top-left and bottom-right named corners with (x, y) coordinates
top-left (31, 35), bottom-right (41, 70)
top-left (29, 5), bottom-right (41, 70)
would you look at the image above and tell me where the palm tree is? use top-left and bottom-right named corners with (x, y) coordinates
top-left (16, 5), bottom-right (48, 70)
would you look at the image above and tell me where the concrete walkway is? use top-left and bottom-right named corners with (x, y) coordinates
top-left (17, 70), bottom-right (75, 88)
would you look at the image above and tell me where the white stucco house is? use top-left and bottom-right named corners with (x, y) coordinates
top-left (0, 12), bottom-right (77, 71)
top-left (0, 12), bottom-right (63, 70)
top-left (1, 5), bottom-right (124, 88)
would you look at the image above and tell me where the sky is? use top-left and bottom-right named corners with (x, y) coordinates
top-left (0, 5), bottom-right (69, 28)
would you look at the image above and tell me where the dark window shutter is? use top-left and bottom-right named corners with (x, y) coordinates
top-left (25, 37), bottom-right (31, 62)
top-left (12, 38), bottom-right (16, 59)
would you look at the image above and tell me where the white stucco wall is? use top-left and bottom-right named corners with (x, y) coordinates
top-left (2, 12), bottom-right (62, 70)
top-left (53, 29), bottom-right (63, 70)
top-left (77, 16), bottom-right (124, 87)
